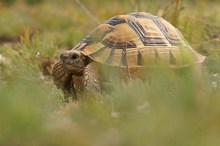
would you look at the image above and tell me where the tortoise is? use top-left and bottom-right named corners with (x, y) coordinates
top-left (52, 12), bottom-right (205, 99)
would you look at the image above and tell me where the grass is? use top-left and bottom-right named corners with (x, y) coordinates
top-left (0, 0), bottom-right (220, 145)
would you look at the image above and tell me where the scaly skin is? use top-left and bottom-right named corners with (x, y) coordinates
top-left (52, 61), bottom-right (77, 100)
top-left (82, 62), bottom-right (101, 94)
top-left (52, 61), bottom-right (72, 92)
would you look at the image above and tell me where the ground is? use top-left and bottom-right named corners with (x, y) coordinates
top-left (0, 0), bottom-right (220, 146)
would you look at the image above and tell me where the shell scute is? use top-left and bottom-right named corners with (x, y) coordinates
top-left (128, 18), bottom-right (168, 46)
top-left (101, 23), bottom-right (140, 49)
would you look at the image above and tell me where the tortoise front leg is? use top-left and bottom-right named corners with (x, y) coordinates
top-left (52, 61), bottom-right (77, 101)
top-left (82, 62), bottom-right (101, 96)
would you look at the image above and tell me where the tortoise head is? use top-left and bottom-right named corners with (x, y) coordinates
top-left (60, 50), bottom-right (87, 76)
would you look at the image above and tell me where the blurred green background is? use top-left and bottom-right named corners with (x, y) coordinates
top-left (0, 0), bottom-right (220, 145)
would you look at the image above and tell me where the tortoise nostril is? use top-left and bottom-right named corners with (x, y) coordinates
top-left (71, 53), bottom-right (79, 60)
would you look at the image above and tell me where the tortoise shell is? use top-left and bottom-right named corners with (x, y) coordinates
top-left (73, 12), bottom-right (205, 68)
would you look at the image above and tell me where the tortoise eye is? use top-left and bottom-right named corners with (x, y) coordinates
top-left (71, 53), bottom-right (79, 60)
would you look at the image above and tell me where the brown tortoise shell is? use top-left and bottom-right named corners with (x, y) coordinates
top-left (72, 12), bottom-right (205, 68)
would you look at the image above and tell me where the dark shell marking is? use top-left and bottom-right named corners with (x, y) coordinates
top-left (105, 16), bottom-right (126, 26)
top-left (73, 12), bottom-right (205, 67)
